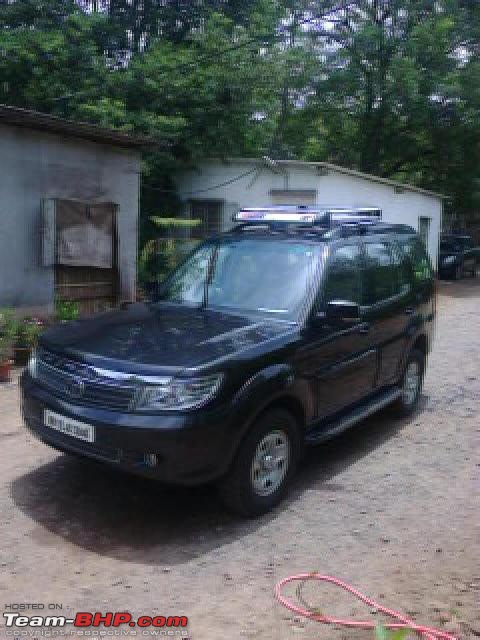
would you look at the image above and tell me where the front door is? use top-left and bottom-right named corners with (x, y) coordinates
top-left (301, 243), bottom-right (377, 420)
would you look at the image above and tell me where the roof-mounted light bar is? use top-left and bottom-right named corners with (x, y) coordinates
top-left (234, 206), bottom-right (382, 226)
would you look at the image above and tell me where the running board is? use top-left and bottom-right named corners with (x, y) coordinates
top-left (305, 387), bottom-right (402, 445)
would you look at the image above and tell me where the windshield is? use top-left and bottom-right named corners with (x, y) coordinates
top-left (155, 237), bottom-right (323, 321)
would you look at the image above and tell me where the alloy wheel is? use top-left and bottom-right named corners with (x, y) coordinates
top-left (250, 430), bottom-right (290, 497)
top-left (403, 360), bottom-right (420, 406)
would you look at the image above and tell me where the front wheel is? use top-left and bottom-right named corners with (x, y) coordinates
top-left (390, 349), bottom-right (425, 417)
top-left (217, 408), bottom-right (301, 517)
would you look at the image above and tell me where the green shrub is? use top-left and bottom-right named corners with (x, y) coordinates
top-left (16, 318), bottom-right (45, 348)
top-left (0, 309), bottom-right (17, 362)
top-left (55, 300), bottom-right (80, 322)
top-left (138, 217), bottom-right (201, 287)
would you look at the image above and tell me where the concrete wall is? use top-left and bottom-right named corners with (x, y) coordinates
top-left (175, 159), bottom-right (443, 268)
top-left (0, 124), bottom-right (140, 313)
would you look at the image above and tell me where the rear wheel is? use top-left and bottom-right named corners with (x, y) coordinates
top-left (217, 408), bottom-right (300, 517)
top-left (390, 349), bottom-right (425, 417)
top-left (454, 263), bottom-right (463, 280)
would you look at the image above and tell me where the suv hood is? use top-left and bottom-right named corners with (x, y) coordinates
top-left (40, 304), bottom-right (296, 373)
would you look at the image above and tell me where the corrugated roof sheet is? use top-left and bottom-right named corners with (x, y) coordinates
top-left (0, 104), bottom-right (159, 150)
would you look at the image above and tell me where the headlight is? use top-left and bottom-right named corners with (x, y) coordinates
top-left (134, 373), bottom-right (223, 411)
top-left (443, 255), bottom-right (456, 265)
top-left (27, 349), bottom-right (38, 378)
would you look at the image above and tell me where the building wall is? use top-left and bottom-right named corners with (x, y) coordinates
top-left (175, 159), bottom-right (443, 268)
top-left (0, 124), bottom-right (141, 313)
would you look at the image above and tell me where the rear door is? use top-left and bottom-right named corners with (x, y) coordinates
top-left (362, 238), bottom-right (414, 388)
top-left (304, 242), bottom-right (377, 419)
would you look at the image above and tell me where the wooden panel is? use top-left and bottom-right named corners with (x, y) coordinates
top-left (55, 265), bottom-right (118, 315)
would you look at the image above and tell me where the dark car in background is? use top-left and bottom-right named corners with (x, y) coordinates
top-left (439, 234), bottom-right (478, 280)
top-left (21, 207), bottom-right (435, 516)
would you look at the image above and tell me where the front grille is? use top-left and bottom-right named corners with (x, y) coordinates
top-left (36, 347), bottom-right (137, 411)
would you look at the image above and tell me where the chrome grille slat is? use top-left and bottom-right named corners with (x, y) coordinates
top-left (36, 347), bottom-right (137, 410)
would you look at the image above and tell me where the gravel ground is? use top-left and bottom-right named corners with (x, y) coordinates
top-left (0, 279), bottom-right (478, 640)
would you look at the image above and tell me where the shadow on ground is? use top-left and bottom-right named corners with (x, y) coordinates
top-left (10, 395), bottom-right (427, 566)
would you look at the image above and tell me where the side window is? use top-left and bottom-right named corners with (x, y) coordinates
top-left (399, 237), bottom-right (433, 283)
top-left (363, 242), bottom-right (398, 305)
top-left (323, 245), bottom-right (362, 305)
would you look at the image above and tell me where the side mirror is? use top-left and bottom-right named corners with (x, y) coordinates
top-left (325, 299), bottom-right (361, 324)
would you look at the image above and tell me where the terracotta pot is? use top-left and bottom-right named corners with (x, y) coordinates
top-left (0, 360), bottom-right (12, 383)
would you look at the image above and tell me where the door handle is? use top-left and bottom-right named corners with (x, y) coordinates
top-left (405, 307), bottom-right (415, 316)
top-left (357, 322), bottom-right (370, 334)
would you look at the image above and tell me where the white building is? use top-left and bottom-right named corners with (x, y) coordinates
top-left (0, 105), bottom-right (144, 315)
top-left (175, 158), bottom-right (444, 269)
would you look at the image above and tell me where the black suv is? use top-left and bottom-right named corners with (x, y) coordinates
top-left (439, 233), bottom-right (477, 280)
top-left (21, 207), bottom-right (435, 516)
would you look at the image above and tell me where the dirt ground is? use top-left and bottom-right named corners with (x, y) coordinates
top-left (0, 279), bottom-right (478, 640)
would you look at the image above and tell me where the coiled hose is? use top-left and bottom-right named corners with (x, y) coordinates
top-left (275, 573), bottom-right (457, 640)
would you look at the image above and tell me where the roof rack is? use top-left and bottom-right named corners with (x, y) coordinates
top-left (234, 206), bottom-right (382, 228)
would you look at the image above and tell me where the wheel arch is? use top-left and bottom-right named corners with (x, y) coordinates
top-left (254, 394), bottom-right (306, 434)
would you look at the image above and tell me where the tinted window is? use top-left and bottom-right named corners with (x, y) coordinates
top-left (323, 245), bottom-right (362, 305)
top-left (399, 236), bottom-right (433, 283)
top-left (363, 242), bottom-right (398, 304)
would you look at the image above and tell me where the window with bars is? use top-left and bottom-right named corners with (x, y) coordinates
top-left (189, 200), bottom-right (223, 239)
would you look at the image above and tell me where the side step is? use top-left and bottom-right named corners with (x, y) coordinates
top-left (305, 387), bottom-right (402, 445)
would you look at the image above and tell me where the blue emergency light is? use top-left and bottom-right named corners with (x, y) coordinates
top-left (234, 206), bottom-right (382, 226)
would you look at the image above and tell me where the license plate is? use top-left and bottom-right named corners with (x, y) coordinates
top-left (44, 409), bottom-right (95, 443)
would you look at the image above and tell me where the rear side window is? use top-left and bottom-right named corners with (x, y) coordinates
top-left (363, 242), bottom-right (399, 305)
top-left (323, 245), bottom-right (362, 305)
top-left (399, 236), bottom-right (433, 283)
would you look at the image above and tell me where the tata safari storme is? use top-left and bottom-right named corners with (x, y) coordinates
top-left (21, 207), bottom-right (435, 516)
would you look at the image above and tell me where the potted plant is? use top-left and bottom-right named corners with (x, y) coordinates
top-left (14, 317), bottom-right (45, 366)
top-left (0, 309), bottom-right (17, 382)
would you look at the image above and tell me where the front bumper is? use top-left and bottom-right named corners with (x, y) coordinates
top-left (20, 372), bottom-right (238, 485)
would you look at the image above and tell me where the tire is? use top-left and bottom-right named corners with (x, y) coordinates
top-left (217, 408), bottom-right (301, 517)
top-left (390, 349), bottom-right (425, 418)
top-left (454, 264), bottom-right (463, 280)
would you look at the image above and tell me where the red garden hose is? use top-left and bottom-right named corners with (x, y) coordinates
top-left (275, 573), bottom-right (457, 640)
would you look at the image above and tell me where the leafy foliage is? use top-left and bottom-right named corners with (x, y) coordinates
top-left (55, 300), bottom-right (80, 322)
top-left (375, 624), bottom-right (409, 640)
top-left (0, 309), bottom-right (17, 361)
top-left (0, 0), bottom-right (478, 229)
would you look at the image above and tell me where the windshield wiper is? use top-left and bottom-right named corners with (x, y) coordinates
top-left (202, 245), bottom-right (219, 309)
